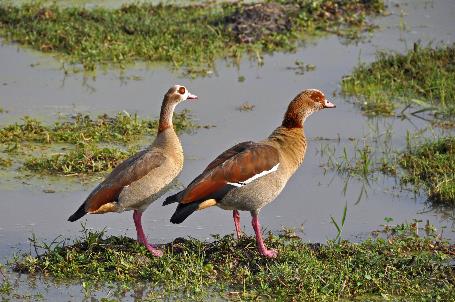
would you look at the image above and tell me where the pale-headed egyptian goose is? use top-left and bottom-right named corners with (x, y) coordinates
top-left (68, 85), bottom-right (198, 257)
top-left (163, 89), bottom-right (335, 258)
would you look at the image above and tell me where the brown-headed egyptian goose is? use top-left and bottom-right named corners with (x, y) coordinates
top-left (163, 89), bottom-right (335, 258)
top-left (68, 85), bottom-right (198, 257)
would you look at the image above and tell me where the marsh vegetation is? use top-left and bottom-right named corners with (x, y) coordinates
top-left (0, 0), bottom-right (455, 301)
top-left (319, 131), bottom-right (455, 204)
top-left (0, 110), bottom-right (199, 177)
top-left (0, 0), bottom-right (385, 73)
top-left (342, 43), bottom-right (455, 118)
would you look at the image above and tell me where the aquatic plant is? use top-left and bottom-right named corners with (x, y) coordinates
top-left (342, 43), bottom-right (455, 118)
top-left (0, 1), bottom-right (385, 73)
top-left (236, 102), bottom-right (255, 112)
top-left (330, 202), bottom-right (347, 243)
top-left (319, 134), bottom-right (455, 204)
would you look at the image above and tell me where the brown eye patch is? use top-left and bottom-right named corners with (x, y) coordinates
top-left (178, 87), bottom-right (186, 95)
top-left (309, 90), bottom-right (325, 103)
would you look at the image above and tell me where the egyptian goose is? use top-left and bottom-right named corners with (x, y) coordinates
top-left (68, 85), bottom-right (197, 257)
top-left (163, 89), bottom-right (335, 258)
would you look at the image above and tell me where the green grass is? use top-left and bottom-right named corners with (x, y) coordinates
top-left (342, 43), bottom-right (455, 118)
top-left (0, 110), bottom-right (199, 176)
top-left (0, 110), bottom-right (197, 144)
top-left (319, 141), bottom-right (398, 181)
top-left (0, 1), bottom-right (385, 73)
top-left (319, 135), bottom-right (455, 204)
top-left (10, 227), bottom-right (455, 301)
top-left (400, 136), bottom-right (455, 204)
top-left (23, 142), bottom-right (133, 175)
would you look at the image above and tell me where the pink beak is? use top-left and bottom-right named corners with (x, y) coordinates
top-left (323, 99), bottom-right (336, 108)
top-left (187, 93), bottom-right (198, 100)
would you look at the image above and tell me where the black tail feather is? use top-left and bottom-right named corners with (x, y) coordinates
top-left (170, 202), bottom-right (200, 224)
top-left (68, 204), bottom-right (87, 222)
top-left (163, 190), bottom-right (183, 206)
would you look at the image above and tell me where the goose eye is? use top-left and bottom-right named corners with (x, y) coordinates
top-left (178, 87), bottom-right (186, 95)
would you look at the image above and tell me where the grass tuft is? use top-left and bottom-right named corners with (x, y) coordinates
top-left (400, 137), bottom-right (455, 204)
top-left (342, 43), bottom-right (455, 118)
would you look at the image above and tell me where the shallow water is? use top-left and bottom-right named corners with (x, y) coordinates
top-left (1, 0), bottom-right (455, 299)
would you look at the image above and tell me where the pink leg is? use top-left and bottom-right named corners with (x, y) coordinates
top-left (133, 210), bottom-right (163, 257)
top-left (233, 210), bottom-right (242, 239)
top-left (251, 213), bottom-right (277, 258)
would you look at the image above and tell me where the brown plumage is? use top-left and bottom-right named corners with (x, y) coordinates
top-left (164, 88), bottom-right (335, 258)
top-left (180, 142), bottom-right (279, 204)
top-left (68, 85), bottom-right (198, 257)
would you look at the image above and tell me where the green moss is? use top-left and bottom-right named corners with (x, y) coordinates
top-left (400, 137), bottom-right (455, 204)
top-left (342, 44), bottom-right (455, 117)
top-left (0, 1), bottom-right (385, 73)
top-left (12, 228), bottom-right (455, 301)
top-left (23, 143), bottom-right (133, 175)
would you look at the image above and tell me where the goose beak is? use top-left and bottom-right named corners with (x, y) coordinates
top-left (187, 93), bottom-right (198, 100)
top-left (323, 99), bottom-right (336, 108)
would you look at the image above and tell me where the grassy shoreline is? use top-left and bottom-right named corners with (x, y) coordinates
top-left (5, 227), bottom-right (455, 301)
top-left (0, 1), bottom-right (385, 73)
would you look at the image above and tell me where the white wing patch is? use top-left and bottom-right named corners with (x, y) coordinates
top-left (227, 163), bottom-right (279, 187)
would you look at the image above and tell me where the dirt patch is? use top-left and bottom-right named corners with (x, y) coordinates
top-left (224, 3), bottom-right (293, 43)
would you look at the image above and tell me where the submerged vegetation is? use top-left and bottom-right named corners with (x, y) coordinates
top-left (10, 227), bottom-right (455, 301)
top-left (0, 1), bottom-right (385, 73)
top-left (0, 110), bottom-right (199, 177)
top-left (400, 137), bottom-right (455, 204)
top-left (342, 43), bottom-right (455, 118)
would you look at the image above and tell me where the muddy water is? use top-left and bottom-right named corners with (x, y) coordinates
top-left (1, 0), bottom-right (455, 298)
